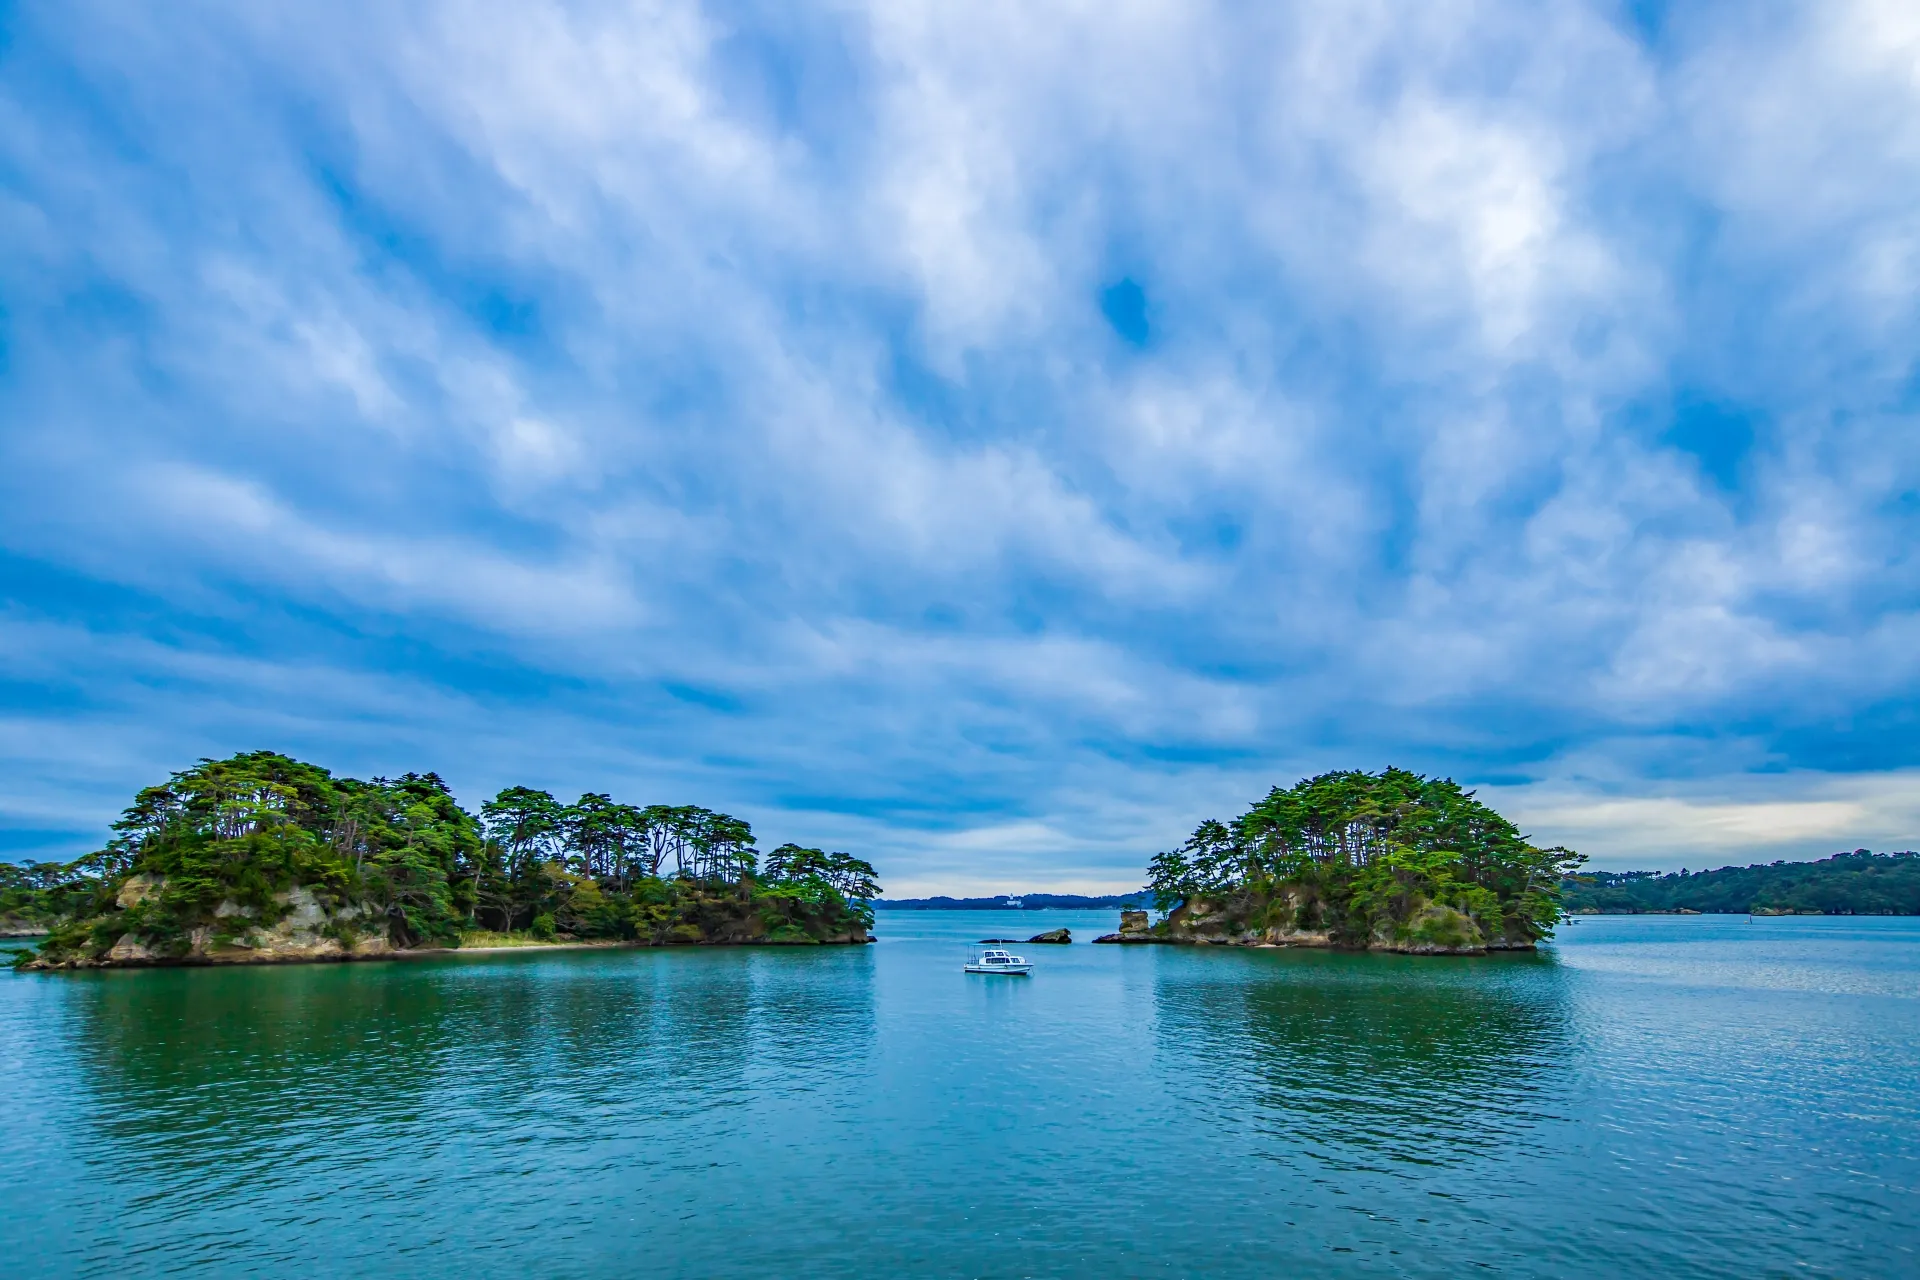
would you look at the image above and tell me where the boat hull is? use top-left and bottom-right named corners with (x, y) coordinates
top-left (963, 963), bottom-right (1032, 975)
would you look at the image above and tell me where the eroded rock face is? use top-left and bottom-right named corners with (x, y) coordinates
top-left (1164, 899), bottom-right (1274, 943)
top-left (117, 874), bottom-right (164, 909)
top-left (278, 885), bottom-right (330, 930)
top-left (1484, 925), bottom-right (1539, 950)
top-left (107, 933), bottom-right (161, 963)
top-left (32, 884), bottom-right (397, 969)
top-left (1369, 902), bottom-right (1486, 955)
top-left (201, 887), bottom-right (395, 963)
top-left (1262, 925), bottom-right (1334, 947)
top-left (1027, 928), bottom-right (1071, 944)
top-left (1095, 908), bottom-right (1167, 943)
top-left (1135, 888), bottom-right (1531, 955)
top-left (1159, 898), bottom-right (1263, 945)
top-left (30, 878), bottom-right (875, 968)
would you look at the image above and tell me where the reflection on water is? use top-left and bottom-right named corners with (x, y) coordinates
top-left (1154, 951), bottom-right (1572, 1174)
top-left (4, 914), bottom-right (1917, 1279)
top-left (55, 948), bottom-right (878, 1277)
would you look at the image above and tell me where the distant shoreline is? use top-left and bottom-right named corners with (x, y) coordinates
top-left (875, 894), bottom-right (1147, 911)
top-left (1561, 852), bottom-right (1919, 916)
top-left (1569, 908), bottom-right (1873, 917)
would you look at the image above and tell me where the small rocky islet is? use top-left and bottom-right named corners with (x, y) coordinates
top-left (976, 929), bottom-right (1072, 944)
top-left (1096, 768), bottom-right (1582, 955)
top-left (13, 751), bottom-right (878, 971)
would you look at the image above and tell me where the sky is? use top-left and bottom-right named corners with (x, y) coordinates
top-left (2, 0), bottom-right (1918, 893)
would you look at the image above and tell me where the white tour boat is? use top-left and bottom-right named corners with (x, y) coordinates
top-left (964, 947), bottom-right (1033, 976)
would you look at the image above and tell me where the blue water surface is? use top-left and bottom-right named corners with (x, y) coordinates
top-left (1, 911), bottom-right (1915, 1278)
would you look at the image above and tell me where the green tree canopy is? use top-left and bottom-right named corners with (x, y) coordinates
top-left (17, 751), bottom-right (884, 965)
top-left (1146, 768), bottom-right (1582, 943)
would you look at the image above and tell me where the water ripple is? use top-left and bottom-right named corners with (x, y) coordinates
top-left (2, 913), bottom-right (1916, 1278)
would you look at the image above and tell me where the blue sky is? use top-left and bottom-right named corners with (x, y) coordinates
top-left (3, 0), bottom-right (1918, 892)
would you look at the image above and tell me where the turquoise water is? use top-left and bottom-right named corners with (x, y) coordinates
top-left (2, 911), bottom-right (1915, 1278)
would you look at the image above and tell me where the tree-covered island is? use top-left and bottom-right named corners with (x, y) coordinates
top-left (14, 751), bottom-right (879, 970)
top-left (1121, 769), bottom-right (1583, 954)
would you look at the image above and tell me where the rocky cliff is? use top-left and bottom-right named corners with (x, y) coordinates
top-left (22, 873), bottom-right (870, 970)
top-left (1096, 889), bottom-right (1538, 955)
top-left (27, 875), bottom-right (399, 969)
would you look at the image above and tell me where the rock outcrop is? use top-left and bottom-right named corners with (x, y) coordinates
top-left (1095, 889), bottom-right (1536, 955)
top-left (18, 748), bottom-right (883, 971)
top-left (1026, 928), bottom-right (1071, 944)
top-left (33, 880), bottom-right (399, 969)
top-left (116, 873), bottom-right (163, 909)
top-left (1094, 909), bottom-right (1163, 943)
top-left (26, 876), bottom-right (873, 969)
top-left (1368, 901), bottom-right (1483, 954)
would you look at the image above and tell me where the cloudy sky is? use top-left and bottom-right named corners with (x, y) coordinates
top-left (3, 0), bottom-right (1918, 891)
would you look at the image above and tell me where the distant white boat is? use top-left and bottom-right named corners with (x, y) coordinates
top-left (964, 947), bottom-right (1032, 975)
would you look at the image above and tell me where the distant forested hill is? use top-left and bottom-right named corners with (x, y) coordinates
top-left (874, 893), bottom-right (1149, 910)
top-left (1561, 851), bottom-right (1920, 915)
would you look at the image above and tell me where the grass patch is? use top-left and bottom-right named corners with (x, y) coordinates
top-left (457, 929), bottom-right (580, 949)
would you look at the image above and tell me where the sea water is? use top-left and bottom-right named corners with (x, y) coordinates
top-left (1, 911), bottom-right (1914, 1278)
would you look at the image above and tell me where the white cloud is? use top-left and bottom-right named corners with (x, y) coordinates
top-left (1, 1), bottom-right (1917, 882)
top-left (1497, 771), bottom-right (1920, 868)
top-left (135, 464), bottom-right (648, 637)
